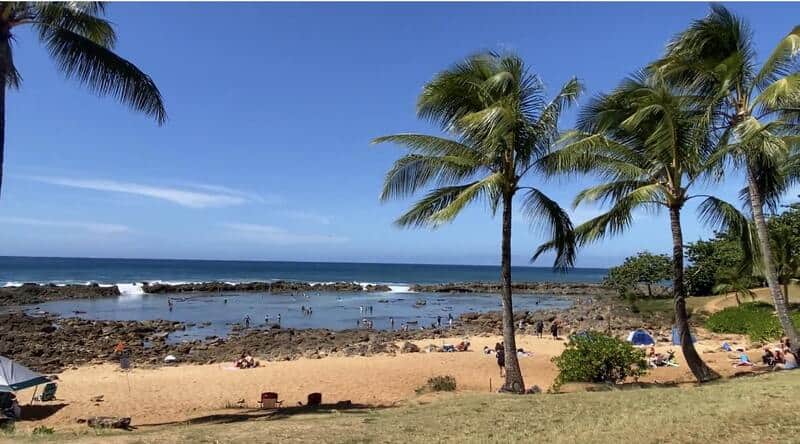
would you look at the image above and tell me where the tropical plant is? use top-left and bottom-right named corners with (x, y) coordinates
top-left (652, 4), bottom-right (800, 349)
top-left (539, 71), bottom-right (751, 382)
top-left (770, 224), bottom-right (800, 303)
top-left (684, 231), bottom-right (755, 296)
top-left (375, 52), bottom-right (581, 393)
top-left (712, 268), bottom-right (757, 306)
top-left (602, 251), bottom-right (672, 298)
top-left (0, 2), bottom-right (166, 195)
top-left (552, 331), bottom-right (648, 387)
top-left (706, 302), bottom-right (800, 342)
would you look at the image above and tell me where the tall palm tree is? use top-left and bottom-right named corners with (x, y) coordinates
top-left (374, 52), bottom-right (580, 393)
top-left (771, 225), bottom-right (800, 304)
top-left (0, 2), bottom-right (166, 195)
top-left (539, 72), bottom-right (750, 382)
top-left (652, 4), bottom-right (800, 348)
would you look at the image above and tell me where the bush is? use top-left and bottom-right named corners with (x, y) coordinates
top-left (416, 375), bottom-right (456, 394)
top-left (552, 331), bottom-right (647, 387)
top-left (32, 426), bottom-right (54, 436)
top-left (705, 302), bottom-right (800, 342)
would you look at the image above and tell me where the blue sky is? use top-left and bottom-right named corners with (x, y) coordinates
top-left (0, 2), bottom-right (796, 267)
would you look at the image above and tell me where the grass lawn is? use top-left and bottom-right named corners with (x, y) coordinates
top-left (5, 372), bottom-right (800, 444)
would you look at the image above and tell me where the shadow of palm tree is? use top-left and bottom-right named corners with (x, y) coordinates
top-left (141, 402), bottom-right (383, 427)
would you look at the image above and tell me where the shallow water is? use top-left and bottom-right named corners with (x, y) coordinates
top-left (26, 290), bottom-right (572, 342)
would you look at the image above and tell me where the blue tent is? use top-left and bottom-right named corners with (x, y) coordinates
top-left (627, 329), bottom-right (656, 346)
top-left (671, 327), bottom-right (696, 345)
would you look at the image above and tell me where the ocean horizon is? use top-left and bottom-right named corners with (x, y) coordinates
top-left (0, 256), bottom-right (608, 290)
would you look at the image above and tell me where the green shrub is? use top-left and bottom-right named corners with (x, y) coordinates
top-left (32, 425), bottom-right (54, 436)
top-left (552, 331), bottom-right (647, 387)
top-left (417, 375), bottom-right (456, 394)
top-left (705, 302), bottom-right (800, 342)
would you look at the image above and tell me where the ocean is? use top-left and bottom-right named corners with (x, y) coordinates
top-left (7, 256), bottom-right (606, 336)
top-left (0, 256), bottom-right (607, 288)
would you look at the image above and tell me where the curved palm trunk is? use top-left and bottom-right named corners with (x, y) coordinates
top-left (500, 192), bottom-right (524, 393)
top-left (746, 167), bottom-right (800, 350)
top-left (669, 205), bottom-right (718, 382)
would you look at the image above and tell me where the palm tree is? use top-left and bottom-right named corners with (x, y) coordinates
top-left (539, 72), bottom-right (750, 382)
top-left (771, 224), bottom-right (800, 304)
top-left (374, 52), bottom-right (580, 393)
top-left (713, 268), bottom-right (757, 306)
top-left (0, 2), bottom-right (166, 195)
top-left (652, 4), bottom-right (800, 348)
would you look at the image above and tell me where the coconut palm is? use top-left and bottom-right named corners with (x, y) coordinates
top-left (713, 268), bottom-right (757, 306)
top-left (771, 225), bottom-right (800, 303)
top-left (538, 72), bottom-right (751, 382)
top-left (0, 2), bottom-right (166, 195)
top-left (374, 52), bottom-right (581, 393)
top-left (652, 4), bottom-right (800, 348)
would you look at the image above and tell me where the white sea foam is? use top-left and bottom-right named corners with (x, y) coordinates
top-left (3, 281), bottom-right (23, 287)
top-left (117, 283), bottom-right (145, 296)
top-left (388, 285), bottom-right (412, 293)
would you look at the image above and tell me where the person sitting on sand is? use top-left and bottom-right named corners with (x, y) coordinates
top-left (762, 348), bottom-right (776, 366)
top-left (774, 349), bottom-right (785, 365)
top-left (774, 348), bottom-right (798, 371)
top-left (495, 343), bottom-right (505, 377)
top-left (456, 341), bottom-right (470, 352)
top-left (483, 346), bottom-right (492, 355)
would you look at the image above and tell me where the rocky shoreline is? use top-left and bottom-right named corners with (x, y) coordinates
top-left (0, 280), bottom-right (616, 307)
top-left (1, 296), bottom-right (679, 374)
top-left (0, 283), bottom-right (120, 306)
top-left (409, 281), bottom-right (614, 296)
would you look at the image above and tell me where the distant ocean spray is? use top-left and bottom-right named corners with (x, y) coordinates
top-left (0, 256), bottom-right (607, 295)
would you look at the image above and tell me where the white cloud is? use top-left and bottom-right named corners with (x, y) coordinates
top-left (26, 176), bottom-right (263, 209)
top-left (0, 217), bottom-right (129, 234)
top-left (278, 209), bottom-right (331, 225)
top-left (225, 223), bottom-right (348, 245)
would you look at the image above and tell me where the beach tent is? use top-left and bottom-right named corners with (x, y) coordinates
top-left (626, 329), bottom-right (656, 346)
top-left (0, 356), bottom-right (49, 392)
top-left (671, 327), bottom-right (696, 345)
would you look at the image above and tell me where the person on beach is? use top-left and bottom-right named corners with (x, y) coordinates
top-left (276, 314), bottom-right (281, 325)
top-left (223, 298), bottom-right (228, 304)
top-left (495, 342), bottom-right (505, 377)
top-left (244, 315), bottom-right (251, 328)
top-left (535, 320), bottom-right (544, 338)
top-left (448, 318), bottom-right (453, 329)
top-left (550, 320), bottom-right (559, 339)
top-left (168, 299), bottom-right (173, 311)
top-left (308, 306), bottom-right (312, 316)
top-left (518, 319), bottom-right (524, 331)
top-left (448, 313), bottom-right (453, 322)
top-left (762, 348), bottom-right (775, 366)
top-left (437, 315), bottom-right (442, 327)
top-left (369, 306), bottom-right (373, 315)
top-left (774, 348), bottom-right (798, 371)
top-left (390, 317), bottom-right (395, 330)
top-left (264, 314), bottom-right (270, 324)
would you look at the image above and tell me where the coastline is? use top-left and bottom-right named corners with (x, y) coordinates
top-left (0, 280), bottom-right (613, 306)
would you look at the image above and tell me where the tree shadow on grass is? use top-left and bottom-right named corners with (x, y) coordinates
top-left (140, 402), bottom-right (386, 428)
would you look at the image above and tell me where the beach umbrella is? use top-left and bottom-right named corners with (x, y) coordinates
top-left (0, 355), bottom-right (49, 392)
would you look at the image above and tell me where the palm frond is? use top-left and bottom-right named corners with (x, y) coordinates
top-left (754, 26), bottom-right (800, 91)
top-left (378, 153), bottom-right (480, 201)
top-left (521, 187), bottom-right (575, 270)
top-left (41, 27), bottom-right (166, 124)
top-left (33, 2), bottom-right (116, 48)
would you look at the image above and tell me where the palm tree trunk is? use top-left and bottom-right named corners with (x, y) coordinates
top-left (746, 166), bottom-right (800, 350)
top-left (0, 35), bottom-right (8, 197)
top-left (500, 191), bottom-right (524, 393)
top-left (669, 205), bottom-right (718, 382)
top-left (784, 283), bottom-right (790, 306)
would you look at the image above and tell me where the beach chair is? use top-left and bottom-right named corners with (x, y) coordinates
top-left (34, 382), bottom-right (57, 402)
top-left (258, 392), bottom-right (282, 409)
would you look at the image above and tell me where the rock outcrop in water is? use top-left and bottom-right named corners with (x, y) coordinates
top-left (1, 295), bottom-right (685, 374)
top-left (141, 281), bottom-right (392, 294)
top-left (409, 281), bottom-right (614, 296)
top-left (0, 283), bottom-right (120, 306)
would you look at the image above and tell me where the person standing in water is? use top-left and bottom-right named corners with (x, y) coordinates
top-left (264, 314), bottom-right (270, 324)
top-left (277, 314), bottom-right (281, 325)
top-left (390, 317), bottom-right (395, 330)
top-left (244, 315), bottom-right (251, 329)
top-left (437, 315), bottom-right (442, 328)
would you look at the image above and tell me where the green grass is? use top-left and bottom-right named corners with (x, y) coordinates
top-left (6, 372), bottom-right (800, 444)
top-left (705, 302), bottom-right (800, 342)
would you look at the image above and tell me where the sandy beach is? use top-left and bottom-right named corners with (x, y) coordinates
top-left (11, 332), bottom-right (761, 432)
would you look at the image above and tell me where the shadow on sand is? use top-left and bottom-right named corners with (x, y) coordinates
top-left (19, 403), bottom-right (69, 421)
top-left (141, 402), bottom-right (383, 428)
